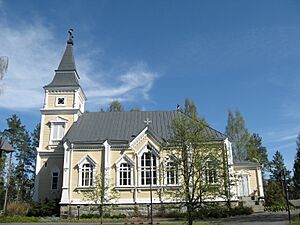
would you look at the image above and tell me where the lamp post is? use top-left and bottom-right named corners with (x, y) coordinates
top-left (147, 144), bottom-right (153, 225)
top-left (280, 169), bottom-right (291, 225)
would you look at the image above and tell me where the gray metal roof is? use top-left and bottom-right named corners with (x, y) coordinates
top-left (44, 41), bottom-right (80, 89)
top-left (64, 111), bottom-right (227, 144)
top-left (0, 139), bottom-right (14, 152)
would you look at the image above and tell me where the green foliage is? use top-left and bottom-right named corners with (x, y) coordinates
top-left (293, 133), bottom-right (300, 199)
top-left (269, 151), bottom-right (291, 185)
top-left (0, 216), bottom-right (40, 223)
top-left (4, 114), bottom-right (36, 202)
top-left (81, 213), bottom-right (126, 219)
top-left (184, 97), bottom-right (198, 118)
top-left (108, 100), bottom-right (124, 112)
top-left (225, 110), bottom-right (250, 161)
top-left (246, 133), bottom-right (268, 167)
top-left (83, 172), bottom-right (119, 224)
top-left (165, 115), bottom-right (226, 225)
top-left (264, 181), bottom-right (286, 211)
top-left (157, 205), bottom-right (253, 219)
top-left (27, 198), bottom-right (60, 217)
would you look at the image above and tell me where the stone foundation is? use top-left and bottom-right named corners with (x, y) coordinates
top-left (60, 203), bottom-right (182, 218)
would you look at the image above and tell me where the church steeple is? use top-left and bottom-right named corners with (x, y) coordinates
top-left (44, 29), bottom-right (80, 88)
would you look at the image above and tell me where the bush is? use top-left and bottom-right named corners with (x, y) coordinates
top-left (27, 198), bottom-right (60, 217)
top-left (0, 216), bottom-right (40, 223)
top-left (193, 204), bottom-right (253, 219)
top-left (6, 202), bottom-right (31, 216)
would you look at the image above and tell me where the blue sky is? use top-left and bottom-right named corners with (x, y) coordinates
top-left (0, 0), bottom-right (300, 170)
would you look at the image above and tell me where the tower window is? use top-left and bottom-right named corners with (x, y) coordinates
top-left (56, 97), bottom-right (66, 105)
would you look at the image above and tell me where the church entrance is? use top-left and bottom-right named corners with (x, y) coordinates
top-left (238, 175), bottom-right (249, 196)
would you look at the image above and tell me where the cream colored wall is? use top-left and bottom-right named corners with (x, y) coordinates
top-left (234, 166), bottom-right (260, 196)
top-left (41, 114), bottom-right (75, 149)
top-left (70, 150), bottom-right (103, 200)
top-left (47, 92), bottom-right (75, 108)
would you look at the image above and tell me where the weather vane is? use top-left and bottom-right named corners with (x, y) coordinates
top-left (67, 29), bottom-right (74, 45)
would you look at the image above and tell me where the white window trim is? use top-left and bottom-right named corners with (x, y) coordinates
top-left (77, 155), bottom-right (97, 188)
top-left (165, 157), bottom-right (179, 186)
top-left (138, 143), bottom-right (160, 187)
top-left (115, 155), bottom-right (134, 187)
top-left (55, 96), bottom-right (67, 106)
top-left (205, 160), bottom-right (219, 185)
top-left (49, 117), bottom-right (68, 145)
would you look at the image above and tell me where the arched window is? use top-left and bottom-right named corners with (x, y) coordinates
top-left (77, 155), bottom-right (96, 188)
top-left (141, 152), bottom-right (157, 185)
top-left (119, 163), bottom-right (131, 186)
top-left (166, 161), bottom-right (178, 185)
top-left (81, 163), bottom-right (94, 187)
top-left (205, 161), bottom-right (218, 184)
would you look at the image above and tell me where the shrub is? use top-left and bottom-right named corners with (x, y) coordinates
top-left (6, 202), bottom-right (31, 216)
top-left (27, 198), bottom-right (60, 217)
top-left (229, 206), bottom-right (253, 216)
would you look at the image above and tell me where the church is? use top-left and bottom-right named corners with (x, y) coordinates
top-left (33, 32), bottom-right (264, 216)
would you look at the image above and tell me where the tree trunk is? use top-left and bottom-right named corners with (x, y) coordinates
top-left (187, 203), bottom-right (193, 225)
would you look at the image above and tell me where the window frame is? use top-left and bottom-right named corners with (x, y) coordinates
top-left (165, 158), bottom-right (179, 186)
top-left (77, 155), bottom-right (97, 188)
top-left (115, 155), bottom-right (134, 187)
top-left (51, 172), bottom-right (59, 190)
top-left (138, 144), bottom-right (159, 187)
top-left (56, 96), bottom-right (66, 106)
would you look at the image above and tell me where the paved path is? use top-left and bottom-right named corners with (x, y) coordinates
top-left (207, 211), bottom-right (299, 225)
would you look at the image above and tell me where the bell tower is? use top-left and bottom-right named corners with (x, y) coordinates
top-left (33, 30), bottom-right (86, 201)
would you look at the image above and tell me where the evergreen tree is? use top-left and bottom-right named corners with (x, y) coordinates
top-left (246, 133), bottom-right (268, 170)
top-left (5, 114), bottom-right (34, 202)
top-left (293, 133), bottom-right (300, 199)
top-left (130, 107), bottom-right (141, 112)
top-left (269, 151), bottom-right (286, 185)
top-left (0, 131), bottom-right (7, 208)
top-left (184, 97), bottom-right (197, 118)
top-left (264, 181), bottom-right (286, 210)
top-left (225, 110), bottom-right (250, 161)
top-left (108, 100), bottom-right (124, 112)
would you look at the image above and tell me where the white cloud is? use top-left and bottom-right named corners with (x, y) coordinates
top-left (0, 22), bottom-right (158, 111)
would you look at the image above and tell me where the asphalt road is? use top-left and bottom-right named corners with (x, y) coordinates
top-left (207, 210), bottom-right (300, 225)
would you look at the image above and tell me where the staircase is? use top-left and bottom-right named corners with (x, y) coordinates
top-left (239, 196), bottom-right (265, 212)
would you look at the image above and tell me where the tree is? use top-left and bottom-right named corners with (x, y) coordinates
top-left (269, 151), bottom-right (287, 185)
top-left (164, 115), bottom-right (227, 225)
top-left (225, 110), bottom-right (250, 161)
top-left (5, 114), bottom-right (35, 202)
top-left (246, 133), bottom-right (268, 171)
top-left (83, 172), bottom-right (119, 224)
top-left (293, 133), bottom-right (300, 199)
top-left (184, 97), bottom-right (198, 118)
top-left (29, 123), bottom-right (40, 198)
top-left (264, 181), bottom-right (286, 210)
top-left (108, 100), bottom-right (124, 112)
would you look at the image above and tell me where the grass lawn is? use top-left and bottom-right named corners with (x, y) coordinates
top-left (0, 216), bottom-right (217, 224)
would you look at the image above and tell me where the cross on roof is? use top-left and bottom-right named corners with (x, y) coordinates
top-left (144, 118), bottom-right (152, 125)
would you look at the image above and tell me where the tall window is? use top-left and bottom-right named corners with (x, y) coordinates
top-left (51, 172), bottom-right (59, 190)
top-left (81, 163), bottom-right (94, 187)
top-left (205, 161), bottom-right (218, 184)
top-left (166, 161), bottom-right (178, 185)
top-left (119, 163), bottom-right (131, 186)
top-left (141, 152), bottom-right (157, 185)
top-left (52, 123), bottom-right (65, 140)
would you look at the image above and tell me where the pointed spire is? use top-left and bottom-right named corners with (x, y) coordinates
top-left (57, 29), bottom-right (76, 71)
top-left (44, 29), bottom-right (80, 89)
